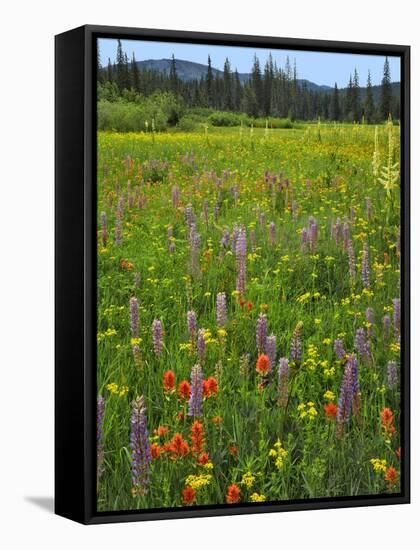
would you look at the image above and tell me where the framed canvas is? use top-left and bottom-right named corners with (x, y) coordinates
top-left (55, 25), bottom-right (410, 524)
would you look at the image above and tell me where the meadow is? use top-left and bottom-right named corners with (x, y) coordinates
top-left (96, 121), bottom-right (401, 512)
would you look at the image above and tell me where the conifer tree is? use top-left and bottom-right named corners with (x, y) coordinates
top-left (352, 69), bottom-right (361, 122)
top-left (169, 54), bottom-right (178, 94)
top-left (364, 70), bottom-right (375, 123)
top-left (345, 74), bottom-right (354, 121)
top-left (223, 58), bottom-right (233, 110)
top-left (380, 56), bottom-right (392, 121)
top-left (206, 55), bottom-right (213, 108)
top-left (251, 55), bottom-right (263, 116)
top-left (331, 82), bottom-right (341, 121)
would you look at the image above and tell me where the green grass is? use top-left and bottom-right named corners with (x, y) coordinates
top-left (96, 123), bottom-right (401, 511)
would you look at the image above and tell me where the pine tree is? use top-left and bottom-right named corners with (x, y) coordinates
top-left (364, 70), bottom-right (375, 123)
top-left (345, 74), bottom-right (354, 121)
top-left (380, 56), bottom-right (392, 121)
top-left (169, 54), bottom-right (178, 94)
top-left (251, 55), bottom-right (263, 116)
top-left (206, 55), bottom-right (213, 108)
top-left (130, 53), bottom-right (140, 92)
top-left (116, 39), bottom-right (125, 92)
top-left (352, 69), bottom-right (360, 122)
top-left (331, 82), bottom-right (340, 121)
top-left (263, 54), bottom-right (274, 117)
top-left (233, 69), bottom-right (241, 111)
top-left (223, 58), bottom-right (233, 110)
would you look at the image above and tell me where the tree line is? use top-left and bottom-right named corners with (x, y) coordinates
top-left (98, 40), bottom-right (399, 123)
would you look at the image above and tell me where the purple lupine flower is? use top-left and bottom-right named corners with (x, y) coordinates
top-left (266, 334), bottom-right (276, 370)
top-left (129, 297), bottom-right (139, 338)
top-left (348, 240), bottom-right (356, 284)
top-left (197, 328), bottom-right (206, 364)
top-left (334, 338), bottom-right (346, 360)
top-left (152, 319), bottom-right (163, 357)
top-left (172, 185), bottom-right (179, 207)
top-left (308, 216), bottom-right (318, 251)
top-left (336, 356), bottom-right (357, 437)
top-left (231, 224), bottom-right (239, 253)
top-left (117, 195), bottom-right (124, 218)
top-left (235, 226), bottom-right (247, 294)
top-left (387, 361), bottom-right (398, 389)
top-left (269, 222), bottom-right (276, 246)
top-left (277, 358), bottom-right (289, 408)
top-left (383, 315), bottom-right (391, 342)
top-left (115, 214), bottom-right (122, 246)
top-left (343, 221), bottom-right (350, 250)
top-left (169, 241), bottom-right (176, 253)
top-left (189, 223), bottom-right (201, 276)
top-left (100, 212), bottom-right (107, 246)
top-left (366, 307), bottom-right (375, 339)
top-left (132, 344), bottom-right (143, 370)
top-left (393, 298), bottom-right (401, 342)
top-left (188, 364), bottom-right (203, 417)
top-left (216, 292), bottom-right (227, 327)
top-left (290, 322), bottom-right (303, 364)
top-left (361, 243), bottom-right (370, 288)
top-left (355, 327), bottom-right (367, 357)
top-left (187, 310), bottom-right (197, 342)
top-left (130, 395), bottom-right (151, 496)
top-left (97, 395), bottom-right (105, 478)
top-left (300, 227), bottom-right (308, 251)
top-left (258, 210), bottom-right (265, 228)
top-left (184, 203), bottom-right (195, 228)
top-left (349, 206), bottom-right (355, 221)
top-left (256, 313), bottom-right (268, 354)
top-left (134, 272), bottom-right (141, 289)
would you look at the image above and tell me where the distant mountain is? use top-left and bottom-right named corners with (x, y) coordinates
top-left (136, 58), bottom-right (335, 93)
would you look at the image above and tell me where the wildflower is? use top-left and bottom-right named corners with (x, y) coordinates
top-left (226, 483), bottom-right (241, 504)
top-left (355, 328), bottom-right (368, 360)
top-left (178, 380), bottom-right (191, 400)
top-left (381, 407), bottom-right (396, 437)
top-left (182, 486), bottom-right (196, 505)
top-left (152, 319), bottom-right (163, 357)
top-left (185, 474), bottom-right (212, 490)
top-left (250, 493), bottom-right (266, 502)
top-left (216, 292), bottom-right (227, 327)
top-left (97, 396), bottom-right (105, 479)
top-left (150, 443), bottom-right (161, 459)
top-left (163, 370), bottom-right (175, 392)
top-left (366, 307), bottom-right (375, 338)
top-left (308, 216), bottom-right (318, 251)
top-left (156, 425), bottom-right (169, 438)
top-left (266, 334), bottom-right (276, 368)
top-left (203, 376), bottom-right (218, 398)
top-left (129, 297), bottom-right (139, 338)
top-left (130, 396), bottom-right (151, 496)
top-left (188, 364), bottom-right (203, 417)
top-left (256, 313), bottom-right (268, 353)
top-left (348, 240), bottom-right (356, 284)
top-left (256, 354), bottom-right (270, 376)
top-left (198, 452), bottom-right (210, 465)
top-left (212, 416), bottom-right (223, 424)
top-left (336, 354), bottom-right (359, 437)
top-left (362, 243), bottom-right (370, 288)
top-left (235, 225), bottom-right (247, 294)
top-left (385, 466), bottom-right (398, 490)
top-left (165, 433), bottom-right (189, 459)
top-left (387, 361), bottom-right (398, 388)
top-left (277, 357), bottom-right (289, 408)
top-left (134, 272), bottom-right (141, 288)
top-left (291, 321), bottom-right (303, 365)
top-left (229, 445), bottom-right (237, 456)
top-left (323, 390), bottom-right (335, 401)
top-left (393, 298), bottom-right (401, 342)
top-left (240, 472), bottom-right (255, 488)
top-left (190, 420), bottom-right (204, 457)
top-left (187, 310), bottom-right (197, 343)
top-left (370, 458), bottom-right (387, 473)
top-left (324, 402), bottom-right (337, 420)
top-left (300, 227), bottom-right (308, 251)
top-left (396, 447), bottom-right (401, 459)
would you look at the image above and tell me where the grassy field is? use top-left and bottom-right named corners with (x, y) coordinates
top-left (96, 122), bottom-right (401, 512)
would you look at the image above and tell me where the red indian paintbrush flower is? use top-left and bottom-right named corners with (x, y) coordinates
top-left (203, 376), bottom-right (218, 398)
top-left (256, 354), bottom-right (270, 376)
top-left (163, 370), bottom-right (175, 392)
top-left (324, 402), bottom-right (337, 420)
top-left (182, 486), bottom-right (196, 505)
top-left (226, 483), bottom-right (241, 504)
top-left (190, 420), bottom-right (204, 456)
top-left (164, 433), bottom-right (189, 459)
top-left (384, 466), bottom-right (398, 490)
top-left (198, 452), bottom-right (209, 465)
top-left (381, 407), bottom-right (396, 437)
top-left (178, 380), bottom-right (191, 400)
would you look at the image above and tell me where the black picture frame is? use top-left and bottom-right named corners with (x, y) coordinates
top-left (55, 24), bottom-right (410, 525)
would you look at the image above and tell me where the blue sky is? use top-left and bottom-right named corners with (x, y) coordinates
top-left (98, 38), bottom-right (400, 88)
